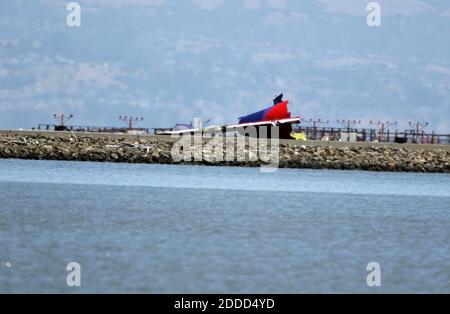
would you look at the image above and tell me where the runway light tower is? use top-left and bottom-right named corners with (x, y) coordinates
top-left (302, 118), bottom-right (330, 140)
top-left (337, 119), bottom-right (362, 132)
top-left (302, 118), bottom-right (330, 128)
top-left (409, 121), bottom-right (429, 144)
top-left (409, 121), bottom-right (429, 134)
top-left (53, 114), bottom-right (73, 126)
top-left (119, 116), bottom-right (144, 130)
top-left (370, 120), bottom-right (398, 140)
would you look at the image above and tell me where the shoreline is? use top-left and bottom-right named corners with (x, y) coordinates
top-left (1, 130), bottom-right (449, 173)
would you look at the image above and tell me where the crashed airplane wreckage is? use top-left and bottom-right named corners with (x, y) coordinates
top-left (162, 94), bottom-right (301, 139)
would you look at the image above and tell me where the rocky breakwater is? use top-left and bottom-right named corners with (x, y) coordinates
top-left (280, 145), bottom-right (449, 172)
top-left (0, 132), bottom-right (449, 173)
top-left (0, 134), bottom-right (174, 164)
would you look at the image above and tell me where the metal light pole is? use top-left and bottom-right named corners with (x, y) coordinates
top-left (409, 121), bottom-right (429, 144)
top-left (53, 114), bottom-right (74, 127)
top-left (337, 119), bottom-right (362, 132)
top-left (409, 121), bottom-right (429, 134)
top-left (119, 116), bottom-right (144, 130)
top-left (302, 118), bottom-right (330, 140)
top-left (370, 120), bottom-right (398, 141)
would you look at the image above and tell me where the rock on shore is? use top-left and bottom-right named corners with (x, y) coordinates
top-left (0, 133), bottom-right (449, 173)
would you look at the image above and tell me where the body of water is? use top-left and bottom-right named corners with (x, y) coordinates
top-left (0, 159), bottom-right (449, 293)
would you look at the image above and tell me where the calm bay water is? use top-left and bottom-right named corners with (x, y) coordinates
top-left (0, 159), bottom-right (449, 293)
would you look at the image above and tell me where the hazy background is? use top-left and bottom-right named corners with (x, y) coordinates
top-left (1, 0), bottom-right (449, 132)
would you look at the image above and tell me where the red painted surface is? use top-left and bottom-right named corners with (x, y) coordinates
top-left (263, 100), bottom-right (291, 121)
